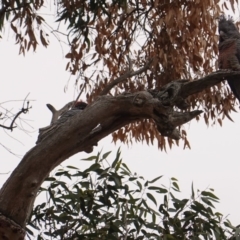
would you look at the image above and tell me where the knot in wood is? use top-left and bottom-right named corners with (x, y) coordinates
top-left (133, 95), bottom-right (146, 106)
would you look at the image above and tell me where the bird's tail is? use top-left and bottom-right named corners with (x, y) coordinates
top-left (227, 77), bottom-right (240, 103)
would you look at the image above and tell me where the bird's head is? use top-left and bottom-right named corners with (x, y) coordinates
top-left (218, 15), bottom-right (240, 42)
top-left (73, 101), bottom-right (88, 110)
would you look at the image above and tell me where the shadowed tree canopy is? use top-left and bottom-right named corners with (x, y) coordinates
top-left (0, 0), bottom-right (240, 239)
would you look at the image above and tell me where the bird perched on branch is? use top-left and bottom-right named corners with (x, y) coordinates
top-left (58, 101), bottom-right (88, 124)
top-left (218, 15), bottom-right (240, 103)
top-left (36, 101), bottom-right (88, 144)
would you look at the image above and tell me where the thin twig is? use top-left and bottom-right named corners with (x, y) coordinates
top-left (0, 142), bottom-right (21, 157)
top-left (99, 59), bottom-right (152, 96)
top-left (74, 81), bottom-right (87, 106)
top-left (0, 99), bottom-right (31, 131)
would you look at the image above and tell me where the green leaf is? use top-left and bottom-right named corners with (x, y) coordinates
top-left (129, 177), bottom-right (138, 181)
top-left (223, 220), bottom-right (236, 230)
top-left (115, 159), bottom-right (122, 172)
top-left (109, 172), bottom-right (122, 187)
top-left (168, 208), bottom-right (177, 212)
top-left (234, 227), bottom-right (240, 237)
top-left (165, 234), bottom-right (177, 239)
top-left (215, 212), bottom-right (223, 219)
top-left (25, 226), bottom-right (34, 236)
top-left (66, 165), bottom-right (79, 169)
top-left (79, 181), bottom-right (90, 189)
top-left (152, 212), bottom-right (156, 223)
top-left (164, 195), bottom-right (168, 206)
top-left (156, 188), bottom-right (168, 193)
top-left (134, 220), bottom-right (140, 233)
top-left (201, 191), bottom-right (219, 200)
top-left (84, 163), bottom-right (101, 172)
top-left (172, 181), bottom-right (180, 191)
top-left (39, 203), bottom-right (46, 209)
top-left (120, 170), bottom-right (130, 176)
top-left (81, 155), bottom-right (97, 161)
top-left (137, 181), bottom-right (142, 191)
top-left (102, 151), bottom-right (111, 159)
top-left (179, 199), bottom-right (188, 209)
top-left (201, 197), bottom-right (215, 208)
top-left (191, 201), bottom-right (207, 213)
top-left (191, 182), bottom-right (195, 199)
top-left (148, 175), bottom-right (163, 183)
top-left (44, 177), bottom-right (56, 181)
top-left (147, 193), bottom-right (157, 206)
top-left (149, 187), bottom-right (168, 194)
top-left (55, 171), bottom-right (69, 176)
top-left (121, 163), bottom-right (131, 173)
top-left (111, 149), bottom-right (121, 168)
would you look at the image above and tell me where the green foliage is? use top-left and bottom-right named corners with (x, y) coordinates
top-left (56, 0), bottom-right (126, 53)
top-left (56, 0), bottom-right (127, 32)
top-left (27, 149), bottom-right (239, 239)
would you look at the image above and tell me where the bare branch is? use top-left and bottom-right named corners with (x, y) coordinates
top-left (126, 55), bottom-right (133, 72)
top-left (73, 81), bottom-right (87, 107)
top-left (181, 70), bottom-right (240, 98)
top-left (150, 70), bottom-right (240, 110)
top-left (0, 142), bottom-right (21, 157)
top-left (0, 124), bottom-right (17, 130)
top-left (99, 59), bottom-right (152, 96)
top-left (0, 100), bottom-right (31, 131)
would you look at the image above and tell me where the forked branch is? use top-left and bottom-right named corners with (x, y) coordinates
top-left (0, 100), bottom-right (31, 131)
top-left (43, 70), bottom-right (240, 141)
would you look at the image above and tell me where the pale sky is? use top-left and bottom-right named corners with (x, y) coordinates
top-left (0, 8), bottom-right (240, 234)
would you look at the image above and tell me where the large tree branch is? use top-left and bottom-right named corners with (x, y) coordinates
top-left (181, 70), bottom-right (239, 97)
top-left (0, 70), bottom-right (239, 239)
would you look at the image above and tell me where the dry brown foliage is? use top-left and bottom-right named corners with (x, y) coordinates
top-left (1, 0), bottom-right (239, 149)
